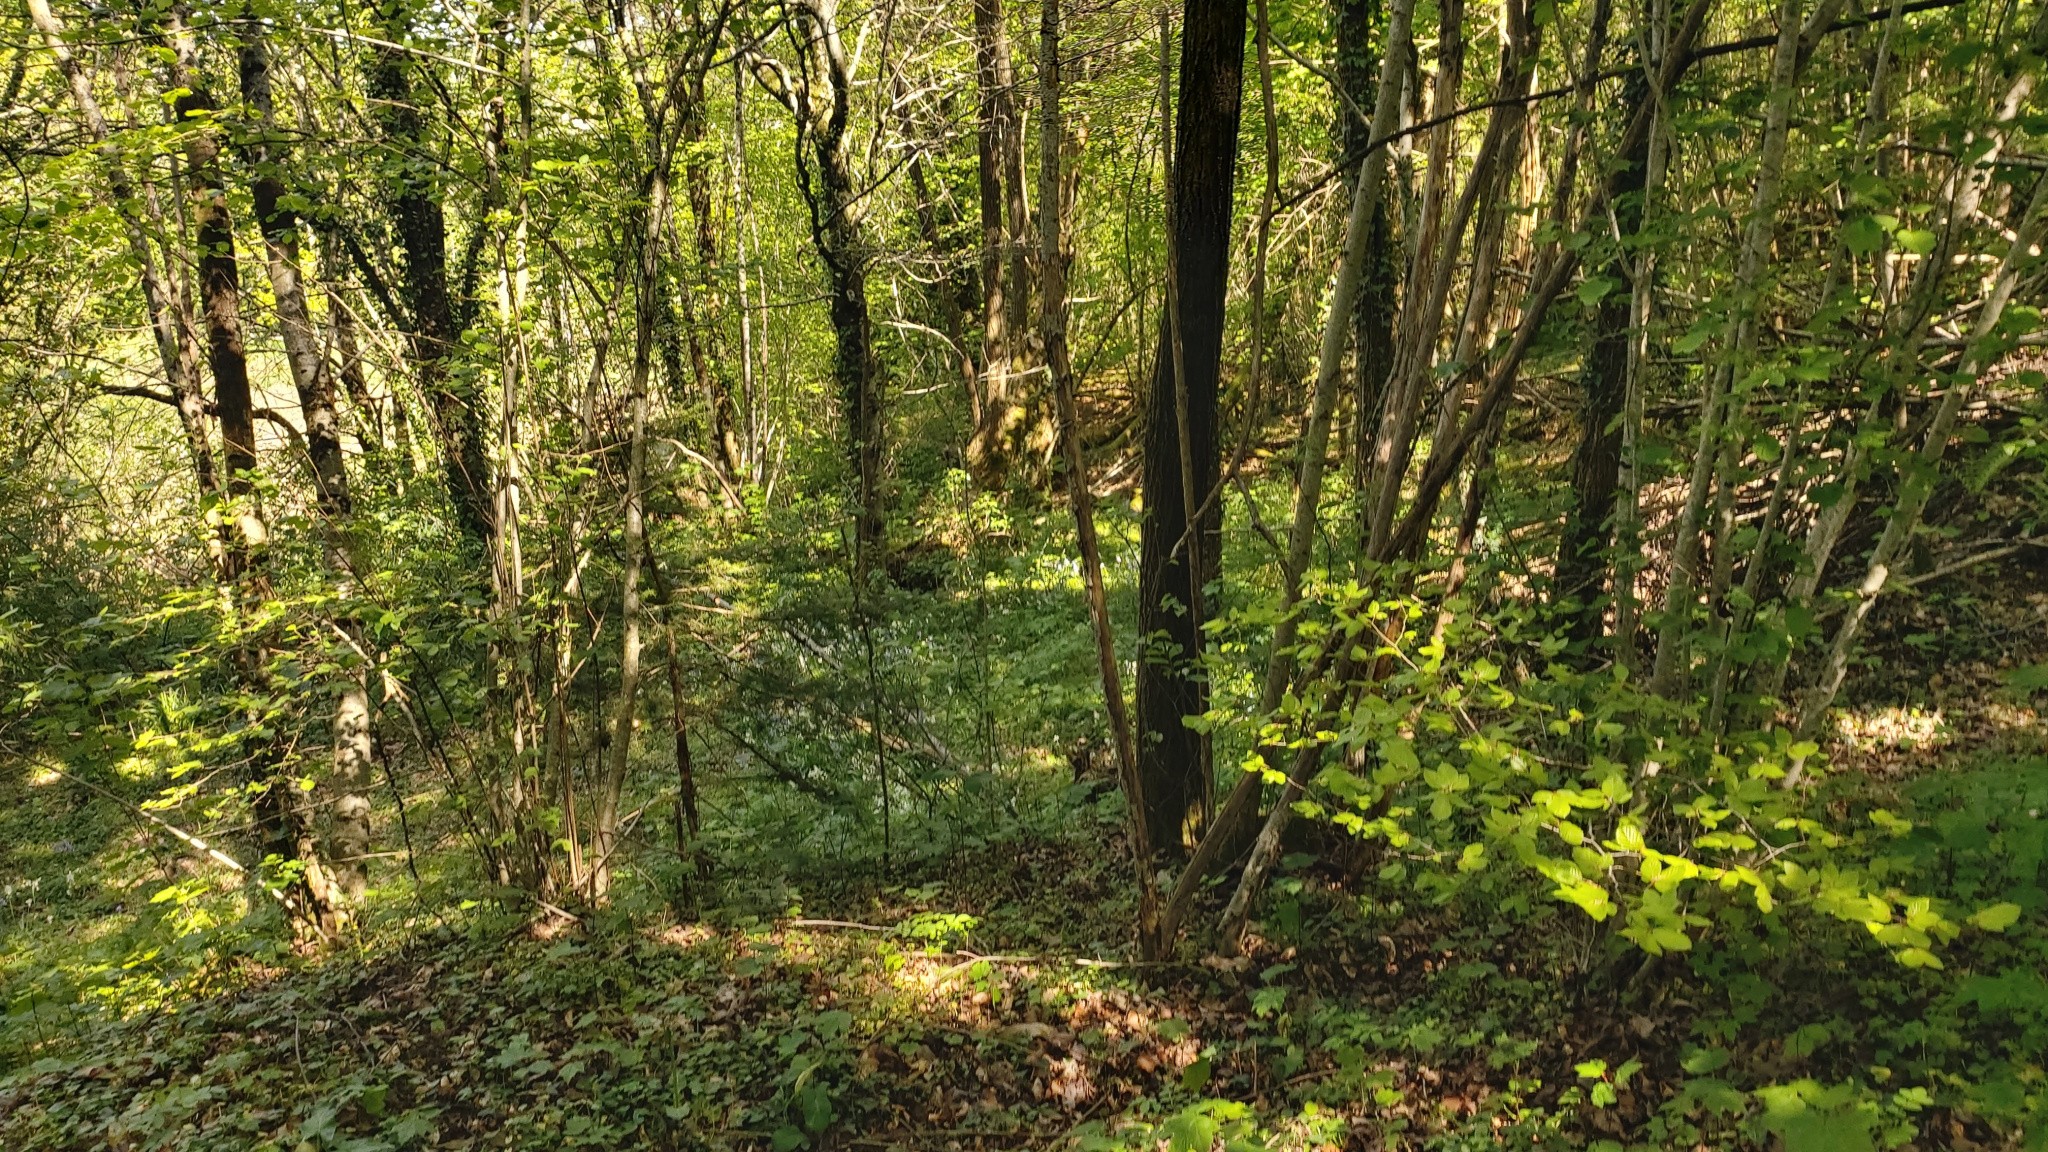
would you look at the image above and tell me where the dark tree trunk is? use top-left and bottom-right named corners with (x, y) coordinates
top-left (169, 10), bottom-right (338, 937)
top-left (175, 59), bottom-right (258, 580)
top-left (368, 3), bottom-right (495, 548)
top-left (680, 81), bottom-right (745, 482)
top-left (1134, 0), bottom-right (1248, 857)
top-left (1554, 74), bottom-right (1652, 643)
top-left (968, 0), bottom-right (1027, 482)
top-left (768, 0), bottom-right (885, 574)
top-left (1335, 0), bottom-right (1397, 482)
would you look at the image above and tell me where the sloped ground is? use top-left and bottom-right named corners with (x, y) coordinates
top-left (0, 839), bottom-right (1617, 1152)
top-left (2, 558), bottom-right (2044, 1151)
top-left (3, 782), bottom-right (2044, 1152)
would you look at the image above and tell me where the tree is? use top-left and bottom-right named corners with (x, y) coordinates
top-left (1133, 0), bottom-right (1249, 857)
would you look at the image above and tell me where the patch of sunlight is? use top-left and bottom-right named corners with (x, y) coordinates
top-left (650, 922), bottom-right (718, 948)
top-left (28, 765), bottom-right (60, 786)
top-left (1980, 701), bottom-right (2042, 734)
top-left (1836, 705), bottom-right (1951, 752)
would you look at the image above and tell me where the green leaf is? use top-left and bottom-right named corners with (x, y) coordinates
top-left (1682, 1047), bottom-right (1731, 1074)
top-left (1968, 902), bottom-right (2022, 932)
top-left (1180, 1055), bottom-right (1212, 1093)
top-left (1896, 947), bottom-right (1944, 969)
top-left (1381, 738), bottom-right (1420, 773)
top-left (1841, 215), bottom-right (1884, 255)
top-left (1894, 228), bottom-right (1936, 255)
top-left (798, 1082), bottom-right (834, 1133)
top-left (1577, 275), bottom-right (1619, 306)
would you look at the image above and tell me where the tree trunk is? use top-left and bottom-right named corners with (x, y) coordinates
top-left (1133, 0), bottom-right (1249, 857)
top-left (1162, 0), bottom-right (1413, 949)
top-left (594, 166), bottom-right (667, 901)
top-left (763, 0), bottom-right (885, 577)
top-left (238, 21), bottom-right (375, 912)
top-left (681, 83), bottom-right (745, 483)
top-left (1554, 73), bottom-right (1652, 644)
top-left (168, 7), bottom-right (336, 936)
top-left (367, 1), bottom-right (496, 549)
top-left (1335, 0), bottom-right (1397, 486)
top-left (968, 0), bottom-right (1029, 483)
top-left (1649, 0), bottom-right (1843, 695)
top-left (1041, 0), bottom-right (1162, 957)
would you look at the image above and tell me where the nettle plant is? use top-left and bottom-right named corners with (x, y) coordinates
top-left (1234, 590), bottom-right (2023, 969)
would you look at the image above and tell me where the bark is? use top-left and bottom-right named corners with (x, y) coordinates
top-left (164, 13), bottom-right (258, 580)
top-left (594, 167), bottom-right (666, 901)
top-left (367, 1), bottom-right (496, 548)
top-left (1554, 72), bottom-right (1652, 642)
top-left (1134, 0), bottom-right (1249, 857)
top-left (680, 82), bottom-right (744, 482)
top-left (239, 21), bottom-right (374, 910)
top-left (1263, 0), bottom-right (1413, 738)
top-left (1360, 0), bottom-right (1470, 560)
top-left (1178, 0), bottom-right (1413, 948)
top-left (968, 0), bottom-right (1030, 482)
top-left (1612, 0), bottom-right (1673, 669)
top-left (168, 7), bottom-right (337, 935)
top-left (757, 0), bottom-right (884, 576)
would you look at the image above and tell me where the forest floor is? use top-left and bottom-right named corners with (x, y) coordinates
top-left (1, 560), bottom-right (2044, 1151)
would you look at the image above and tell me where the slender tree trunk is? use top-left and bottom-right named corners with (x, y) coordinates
top-left (1133, 0), bottom-right (1249, 857)
top-left (969, 0), bottom-right (1027, 482)
top-left (1380, 0), bottom-right (1714, 564)
top-left (1041, 0), bottom-right (1161, 957)
top-left (763, 0), bottom-right (885, 577)
top-left (1612, 0), bottom-right (1672, 669)
top-left (1649, 0), bottom-right (1834, 695)
top-left (1335, 0), bottom-right (1396, 488)
top-left (1554, 72), bottom-right (1652, 644)
top-left (1263, 0), bottom-right (1413, 722)
top-left (238, 21), bottom-right (375, 912)
top-left (168, 7), bottom-right (337, 936)
top-left (368, 1), bottom-right (496, 548)
top-left (594, 167), bottom-right (667, 901)
top-left (1167, 0), bottom-right (1413, 948)
top-left (681, 83), bottom-right (744, 483)
top-left (1361, 0), bottom-right (1469, 560)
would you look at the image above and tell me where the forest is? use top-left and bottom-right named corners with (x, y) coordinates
top-left (0, 0), bottom-right (2044, 1145)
